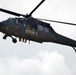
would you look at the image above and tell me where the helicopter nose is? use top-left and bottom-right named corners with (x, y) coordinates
top-left (0, 22), bottom-right (3, 28)
top-left (0, 22), bottom-right (4, 30)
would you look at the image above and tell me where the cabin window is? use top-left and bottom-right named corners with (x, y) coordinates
top-left (44, 27), bottom-right (49, 32)
top-left (38, 25), bottom-right (43, 31)
top-left (15, 19), bottom-right (18, 24)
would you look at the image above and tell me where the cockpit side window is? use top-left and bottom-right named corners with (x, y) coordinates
top-left (15, 19), bottom-right (19, 24)
top-left (38, 25), bottom-right (43, 31)
top-left (15, 19), bottom-right (23, 25)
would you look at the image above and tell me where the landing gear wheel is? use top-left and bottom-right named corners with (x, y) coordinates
top-left (12, 38), bottom-right (17, 43)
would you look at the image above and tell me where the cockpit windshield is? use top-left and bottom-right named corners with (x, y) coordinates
top-left (7, 17), bottom-right (13, 21)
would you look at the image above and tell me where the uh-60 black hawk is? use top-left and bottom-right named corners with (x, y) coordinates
top-left (0, 0), bottom-right (76, 52)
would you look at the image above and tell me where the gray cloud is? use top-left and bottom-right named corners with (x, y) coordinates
top-left (0, 51), bottom-right (74, 75)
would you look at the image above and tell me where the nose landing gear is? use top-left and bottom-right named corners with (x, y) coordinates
top-left (3, 34), bottom-right (7, 39)
top-left (3, 34), bottom-right (17, 43)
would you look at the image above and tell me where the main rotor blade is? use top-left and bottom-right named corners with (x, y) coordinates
top-left (0, 8), bottom-right (26, 17)
top-left (29, 0), bottom-right (45, 16)
top-left (37, 18), bottom-right (76, 26)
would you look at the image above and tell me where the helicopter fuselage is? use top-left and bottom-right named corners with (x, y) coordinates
top-left (0, 17), bottom-right (76, 48)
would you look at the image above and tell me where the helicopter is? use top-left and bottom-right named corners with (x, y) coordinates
top-left (0, 0), bottom-right (76, 52)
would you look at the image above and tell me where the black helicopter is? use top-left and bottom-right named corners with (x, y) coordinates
top-left (0, 0), bottom-right (76, 52)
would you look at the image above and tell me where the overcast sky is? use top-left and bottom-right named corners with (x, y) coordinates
top-left (0, 0), bottom-right (76, 75)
